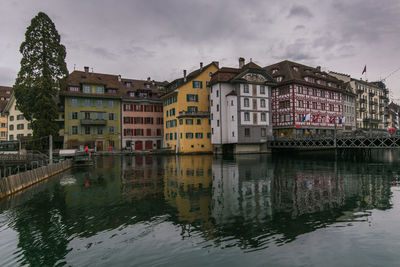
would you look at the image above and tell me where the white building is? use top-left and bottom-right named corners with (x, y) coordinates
top-left (209, 58), bottom-right (276, 154)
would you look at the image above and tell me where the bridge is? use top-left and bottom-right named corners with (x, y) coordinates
top-left (267, 135), bottom-right (400, 150)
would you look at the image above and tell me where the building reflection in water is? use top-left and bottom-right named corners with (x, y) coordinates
top-left (122, 156), bottom-right (164, 201)
top-left (163, 155), bottom-right (213, 229)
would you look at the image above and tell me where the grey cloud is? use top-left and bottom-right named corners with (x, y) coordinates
top-left (294, 25), bottom-right (306, 31)
top-left (92, 47), bottom-right (118, 60)
top-left (0, 67), bottom-right (17, 86)
top-left (288, 5), bottom-right (313, 18)
top-left (274, 39), bottom-right (316, 62)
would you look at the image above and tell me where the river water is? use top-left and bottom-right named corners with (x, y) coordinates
top-left (1, 152), bottom-right (400, 266)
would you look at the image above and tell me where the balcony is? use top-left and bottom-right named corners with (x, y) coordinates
top-left (371, 109), bottom-right (376, 114)
top-left (80, 119), bottom-right (107, 125)
top-left (177, 111), bottom-right (210, 118)
top-left (357, 89), bottom-right (363, 94)
top-left (359, 98), bottom-right (367, 103)
top-left (360, 107), bottom-right (366, 112)
top-left (369, 92), bottom-right (376, 97)
top-left (363, 117), bottom-right (380, 124)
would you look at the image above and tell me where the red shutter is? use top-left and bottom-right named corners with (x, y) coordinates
top-left (123, 129), bottom-right (126, 136)
top-left (141, 105), bottom-right (144, 111)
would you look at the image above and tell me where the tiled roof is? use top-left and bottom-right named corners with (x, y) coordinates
top-left (165, 61), bottom-right (219, 94)
top-left (62, 70), bottom-right (165, 101)
top-left (210, 61), bottom-right (274, 85)
top-left (0, 86), bottom-right (12, 112)
top-left (264, 60), bottom-right (345, 92)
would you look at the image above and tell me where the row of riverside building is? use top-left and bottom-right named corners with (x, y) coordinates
top-left (0, 58), bottom-right (394, 153)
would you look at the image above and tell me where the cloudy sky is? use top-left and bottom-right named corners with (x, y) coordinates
top-left (1, 0), bottom-right (400, 98)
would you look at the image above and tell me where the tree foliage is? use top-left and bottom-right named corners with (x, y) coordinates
top-left (14, 12), bottom-right (68, 140)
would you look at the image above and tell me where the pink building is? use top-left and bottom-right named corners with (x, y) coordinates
top-left (121, 78), bottom-right (164, 150)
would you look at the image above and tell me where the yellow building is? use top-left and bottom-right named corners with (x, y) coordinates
top-left (0, 86), bottom-right (12, 140)
top-left (162, 62), bottom-right (219, 153)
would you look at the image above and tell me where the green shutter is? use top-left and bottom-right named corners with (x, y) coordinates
top-left (78, 112), bottom-right (83, 119)
top-left (68, 112), bottom-right (72, 120)
top-left (68, 126), bottom-right (72, 135)
top-left (200, 81), bottom-right (203, 88)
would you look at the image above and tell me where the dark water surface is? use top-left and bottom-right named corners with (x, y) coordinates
top-left (1, 151), bottom-right (400, 266)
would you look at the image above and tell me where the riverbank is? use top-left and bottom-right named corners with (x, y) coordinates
top-left (0, 160), bottom-right (72, 199)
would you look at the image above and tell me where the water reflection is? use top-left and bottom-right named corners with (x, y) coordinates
top-left (0, 153), bottom-right (398, 266)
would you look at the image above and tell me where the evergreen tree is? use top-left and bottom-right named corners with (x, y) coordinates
top-left (14, 12), bottom-right (68, 142)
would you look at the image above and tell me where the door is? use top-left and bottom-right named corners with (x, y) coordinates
top-left (135, 141), bottom-right (143, 151)
top-left (145, 141), bottom-right (153, 150)
top-left (157, 140), bottom-right (161, 149)
top-left (96, 141), bottom-right (103, 151)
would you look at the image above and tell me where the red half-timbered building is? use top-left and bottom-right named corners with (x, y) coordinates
top-left (264, 60), bottom-right (344, 137)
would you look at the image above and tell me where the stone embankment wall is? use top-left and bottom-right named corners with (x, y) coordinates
top-left (0, 160), bottom-right (72, 199)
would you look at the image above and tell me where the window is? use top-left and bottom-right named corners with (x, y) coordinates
top-left (261, 113), bottom-right (266, 121)
top-left (321, 103), bottom-right (325, 110)
top-left (276, 76), bottom-right (283, 82)
top-left (71, 98), bottom-right (78, 106)
top-left (192, 81), bottom-right (203, 88)
top-left (15, 106), bottom-right (18, 110)
top-left (9, 125), bottom-right (14, 130)
top-left (261, 128), bottom-right (266, 137)
top-left (126, 82), bottom-right (132, 87)
top-left (186, 94), bottom-right (198, 102)
top-left (260, 86), bottom-right (265, 94)
top-left (232, 115), bottom-right (234, 121)
top-left (232, 131), bottom-right (235, 137)
top-left (9, 135), bottom-right (13, 140)
top-left (244, 84), bottom-right (249, 93)
top-left (9, 116), bottom-right (14, 121)
top-left (109, 113), bottom-right (115, 120)
top-left (0, 123), bottom-right (5, 128)
top-left (108, 101), bottom-right (114, 108)
top-left (179, 119), bottom-right (183, 125)
top-left (17, 124), bottom-right (24, 130)
top-left (147, 129), bottom-right (152, 136)
top-left (197, 119), bottom-right (201, 125)
top-left (216, 90), bottom-right (219, 97)
top-left (260, 99), bottom-right (266, 108)
top-left (321, 91), bottom-right (325, 98)
top-left (17, 134), bottom-right (23, 139)
top-left (85, 126), bottom-right (90, 135)
top-left (109, 126), bottom-right (115, 134)
top-left (245, 128), bottom-right (250, 137)
top-left (96, 86), bottom-right (104, 94)
top-left (85, 99), bottom-right (90, 106)
top-left (312, 102), bottom-right (317, 109)
top-left (187, 106), bottom-right (197, 113)
top-left (186, 119), bottom-right (193, 125)
top-left (17, 114), bottom-right (24, 120)
top-left (97, 113), bottom-right (103, 120)
top-left (72, 112), bottom-right (78, 119)
top-left (83, 86), bottom-right (91, 93)
top-left (244, 98), bottom-right (249, 107)
top-left (27, 123), bottom-right (32, 129)
top-left (216, 104), bottom-right (219, 112)
top-left (186, 133), bottom-right (193, 139)
top-left (195, 133), bottom-right (203, 138)
top-left (72, 126), bottom-right (78, 135)
top-left (0, 132), bottom-right (5, 137)
top-left (217, 120), bottom-right (219, 126)
top-left (244, 112), bottom-right (250, 121)
top-left (97, 100), bottom-right (103, 107)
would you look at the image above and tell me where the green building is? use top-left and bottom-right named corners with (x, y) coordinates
top-left (61, 67), bottom-right (122, 150)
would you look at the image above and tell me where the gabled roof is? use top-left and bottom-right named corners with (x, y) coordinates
top-left (264, 60), bottom-right (345, 92)
top-left (120, 78), bottom-right (163, 101)
top-left (0, 86), bottom-right (12, 113)
top-left (210, 60), bottom-right (275, 86)
top-left (164, 61), bottom-right (219, 94)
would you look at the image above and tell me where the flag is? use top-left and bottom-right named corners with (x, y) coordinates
top-left (362, 65), bottom-right (366, 75)
top-left (312, 114), bottom-right (320, 122)
top-left (339, 117), bottom-right (346, 124)
top-left (329, 116), bottom-right (336, 123)
top-left (302, 113), bottom-right (311, 121)
top-left (324, 115), bottom-right (329, 123)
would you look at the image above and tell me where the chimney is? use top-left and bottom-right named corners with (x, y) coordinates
top-left (200, 62), bottom-right (203, 71)
top-left (183, 70), bottom-right (187, 82)
top-left (118, 75), bottom-right (121, 82)
top-left (316, 66), bottom-right (321, 71)
top-left (239, 57), bottom-right (245, 68)
top-left (84, 66), bottom-right (89, 73)
top-left (212, 61), bottom-right (219, 68)
top-left (147, 77), bottom-right (151, 81)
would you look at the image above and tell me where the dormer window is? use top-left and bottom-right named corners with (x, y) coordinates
top-left (6, 91), bottom-right (10, 94)
top-left (69, 87), bottom-right (79, 92)
top-left (146, 84), bottom-right (150, 89)
top-left (276, 76), bottom-right (283, 82)
top-left (83, 85), bottom-right (91, 93)
top-left (272, 69), bottom-right (278, 74)
top-left (126, 82), bottom-right (132, 87)
top-left (96, 86), bottom-right (104, 94)
top-left (327, 82), bottom-right (331, 87)
top-left (129, 91), bottom-right (135, 97)
top-left (293, 66), bottom-right (299, 72)
top-left (107, 89), bottom-right (117, 94)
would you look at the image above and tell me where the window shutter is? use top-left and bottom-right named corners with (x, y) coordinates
top-left (68, 112), bottom-right (72, 120)
top-left (69, 126), bottom-right (72, 135)
top-left (78, 112), bottom-right (83, 119)
top-left (200, 81), bottom-right (203, 88)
